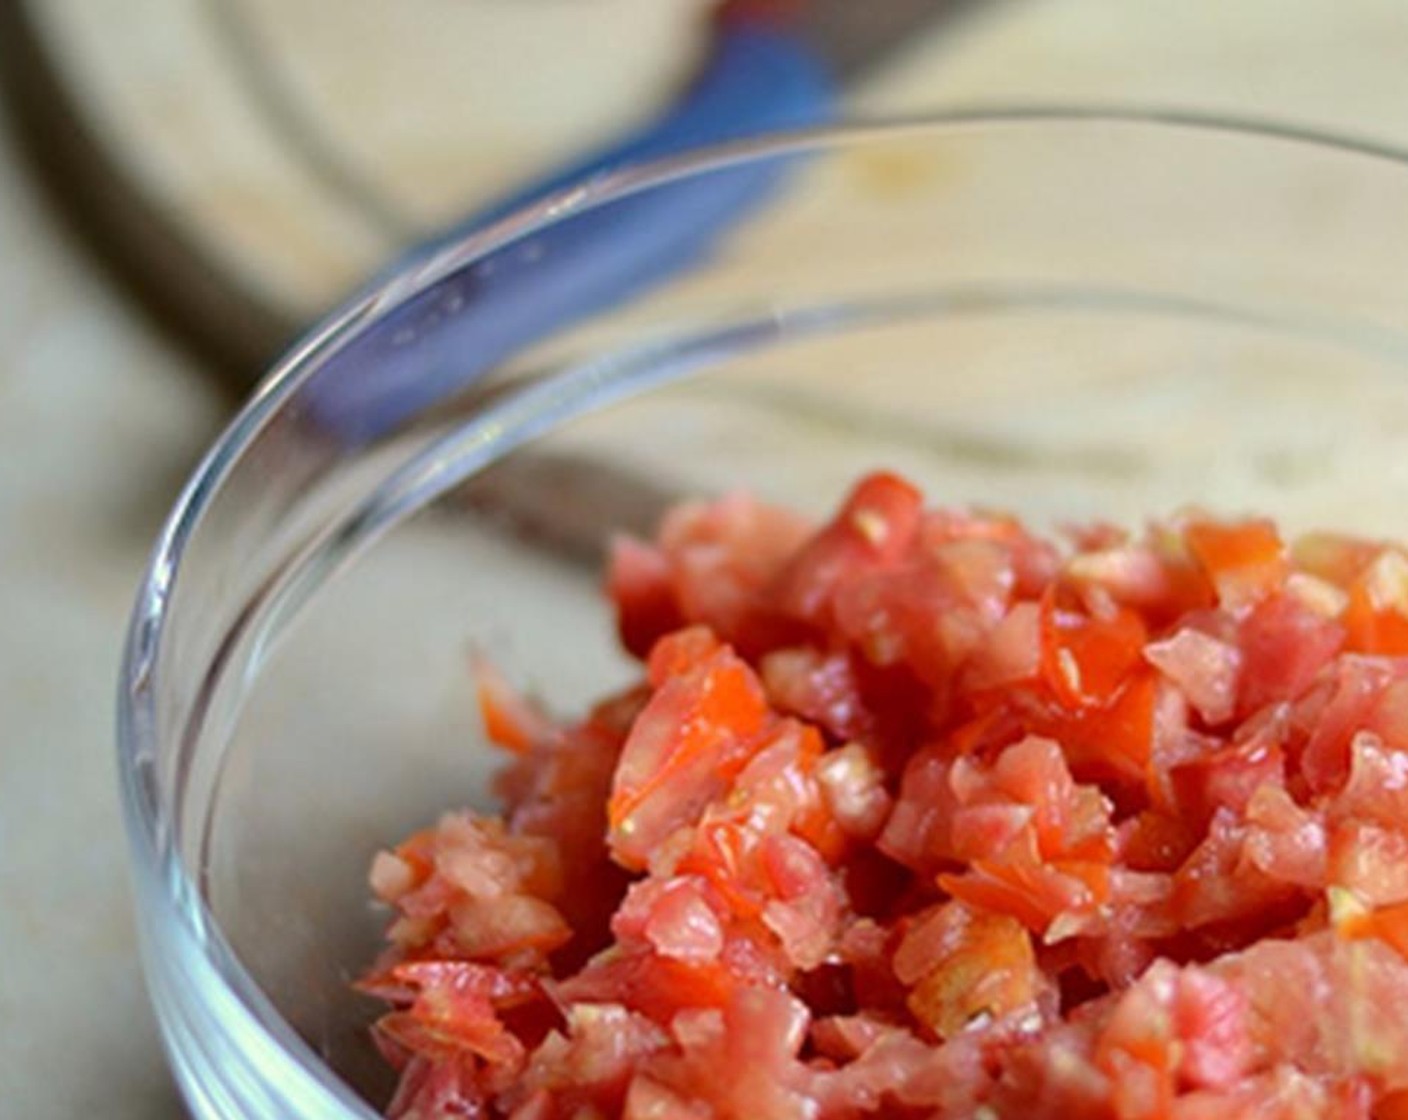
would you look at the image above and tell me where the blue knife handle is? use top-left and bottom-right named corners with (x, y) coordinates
top-left (308, 24), bottom-right (837, 441)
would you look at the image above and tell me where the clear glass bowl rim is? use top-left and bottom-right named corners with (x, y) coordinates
top-left (116, 105), bottom-right (1408, 1116)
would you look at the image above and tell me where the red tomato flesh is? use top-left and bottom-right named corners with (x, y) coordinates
top-left (361, 472), bottom-right (1408, 1119)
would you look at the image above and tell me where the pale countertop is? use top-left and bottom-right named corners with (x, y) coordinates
top-left (8, 2), bottom-right (1408, 1117)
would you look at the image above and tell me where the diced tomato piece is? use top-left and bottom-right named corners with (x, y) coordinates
top-left (1145, 627), bottom-right (1241, 727)
top-left (759, 833), bottom-right (846, 969)
top-left (892, 900), bottom-right (1041, 1040)
top-left (1169, 737), bottom-right (1285, 830)
top-left (941, 856), bottom-right (1110, 937)
top-left (610, 492), bottom-right (816, 659)
top-left (1040, 590), bottom-right (1149, 709)
top-left (1294, 532), bottom-right (1383, 588)
top-left (1329, 821), bottom-right (1408, 907)
top-left (1172, 810), bottom-right (1306, 930)
top-left (1336, 731), bottom-right (1408, 829)
top-left (473, 655), bottom-right (556, 755)
top-left (676, 818), bottom-right (765, 921)
top-left (557, 951), bottom-right (739, 1025)
top-left (608, 536), bottom-right (686, 659)
top-left (1065, 544), bottom-right (1178, 610)
top-left (611, 876), bottom-right (727, 965)
top-left (1031, 668), bottom-right (1161, 786)
top-left (759, 646), bottom-right (874, 742)
top-left (1342, 551), bottom-right (1408, 656)
top-left (1095, 960), bottom-right (1255, 1106)
top-left (1300, 657), bottom-right (1402, 794)
top-left (1236, 593), bottom-right (1344, 720)
top-left (949, 802), bottom-right (1038, 863)
top-left (635, 988), bottom-right (814, 1120)
top-left (772, 471), bottom-right (923, 628)
top-left (385, 1056), bottom-right (486, 1120)
top-left (514, 1002), bottom-right (671, 1117)
top-left (1344, 586), bottom-right (1408, 656)
top-left (622, 1075), bottom-right (711, 1120)
top-left (878, 745), bottom-right (962, 874)
top-left (965, 600), bottom-right (1042, 694)
top-left (447, 895), bottom-right (572, 960)
top-left (1176, 969), bottom-right (1255, 1091)
top-left (609, 629), bottom-right (771, 869)
top-left (1185, 518), bottom-right (1288, 611)
top-left (371, 962), bottom-right (539, 1068)
top-left (1241, 784), bottom-right (1327, 890)
top-left (814, 742), bottom-right (892, 841)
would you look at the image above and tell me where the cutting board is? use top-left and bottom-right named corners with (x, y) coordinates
top-left (2, 0), bottom-right (732, 382)
top-left (8, 0), bottom-right (1408, 392)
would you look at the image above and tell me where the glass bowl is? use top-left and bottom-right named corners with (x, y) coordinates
top-left (118, 110), bottom-right (1408, 1120)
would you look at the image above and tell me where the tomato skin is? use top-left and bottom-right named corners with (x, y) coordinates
top-left (1030, 667), bottom-right (1161, 786)
top-left (474, 655), bottom-right (556, 756)
top-left (1040, 590), bottom-right (1149, 710)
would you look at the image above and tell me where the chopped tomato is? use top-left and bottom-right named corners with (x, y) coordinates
top-left (1168, 736), bottom-right (1285, 830)
top-left (473, 654), bottom-right (555, 755)
top-left (1236, 593), bottom-right (1344, 720)
top-left (1342, 550), bottom-right (1408, 656)
top-left (1144, 626), bottom-right (1241, 726)
top-left (361, 472), bottom-right (1408, 1120)
top-left (772, 471), bottom-right (923, 629)
top-left (556, 950), bottom-right (739, 1025)
top-left (370, 962), bottom-right (539, 1069)
top-left (942, 855), bottom-right (1111, 937)
top-left (1329, 821), bottom-right (1408, 906)
top-left (894, 901), bottom-right (1043, 1040)
top-left (1300, 657), bottom-right (1402, 794)
top-left (759, 646), bottom-right (874, 742)
top-left (1032, 667), bottom-right (1161, 785)
top-left (1339, 897), bottom-right (1408, 963)
top-left (1172, 809), bottom-right (1306, 931)
top-left (1040, 590), bottom-right (1149, 709)
top-left (1185, 518), bottom-right (1288, 611)
top-left (607, 535), bottom-right (685, 659)
top-left (608, 628), bottom-right (771, 869)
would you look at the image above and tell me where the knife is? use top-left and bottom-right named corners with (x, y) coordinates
top-left (305, 0), bottom-right (971, 441)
